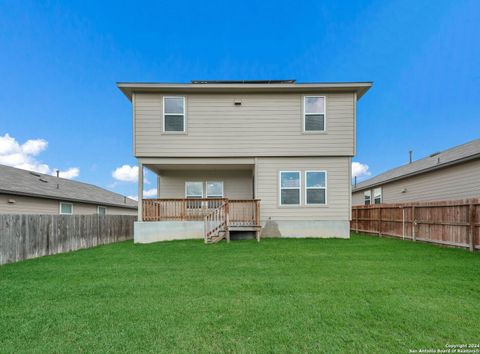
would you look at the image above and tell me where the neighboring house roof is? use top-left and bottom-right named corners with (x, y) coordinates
top-left (0, 164), bottom-right (137, 209)
top-left (353, 139), bottom-right (480, 192)
top-left (117, 80), bottom-right (373, 100)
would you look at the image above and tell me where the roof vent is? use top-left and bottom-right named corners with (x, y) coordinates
top-left (30, 171), bottom-right (41, 177)
top-left (429, 152), bottom-right (440, 157)
top-left (39, 178), bottom-right (48, 183)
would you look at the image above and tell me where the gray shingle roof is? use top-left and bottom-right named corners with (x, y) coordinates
top-left (353, 139), bottom-right (480, 192)
top-left (0, 164), bottom-right (137, 209)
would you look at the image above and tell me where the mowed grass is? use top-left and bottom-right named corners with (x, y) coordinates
top-left (1, 234), bottom-right (479, 353)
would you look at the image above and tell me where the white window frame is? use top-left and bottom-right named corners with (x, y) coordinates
top-left (163, 96), bottom-right (186, 133)
top-left (303, 96), bottom-right (326, 133)
top-left (305, 170), bottom-right (327, 205)
top-left (373, 187), bottom-right (382, 204)
top-left (97, 206), bottom-right (107, 215)
top-left (59, 202), bottom-right (73, 215)
top-left (364, 190), bottom-right (371, 205)
top-left (185, 181), bottom-right (204, 198)
top-left (279, 171), bottom-right (301, 206)
top-left (206, 181), bottom-right (224, 198)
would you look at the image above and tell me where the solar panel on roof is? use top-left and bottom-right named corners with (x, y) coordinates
top-left (191, 80), bottom-right (296, 84)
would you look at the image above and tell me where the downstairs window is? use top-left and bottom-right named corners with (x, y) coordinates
top-left (279, 171), bottom-right (301, 205)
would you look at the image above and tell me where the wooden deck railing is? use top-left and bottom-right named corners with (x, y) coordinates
top-left (204, 201), bottom-right (229, 240)
top-left (143, 198), bottom-right (227, 221)
top-left (229, 199), bottom-right (261, 226)
top-left (142, 198), bottom-right (260, 226)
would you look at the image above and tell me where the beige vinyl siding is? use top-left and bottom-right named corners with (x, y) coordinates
top-left (135, 92), bottom-right (355, 157)
top-left (352, 159), bottom-right (480, 204)
top-left (0, 194), bottom-right (137, 215)
top-left (158, 170), bottom-right (253, 199)
top-left (352, 191), bottom-right (365, 205)
top-left (256, 157), bottom-right (351, 221)
top-left (73, 203), bottom-right (138, 215)
top-left (103, 206), bottom-right (137, 215)
top-left (0, 194), bottom-right (59, 214)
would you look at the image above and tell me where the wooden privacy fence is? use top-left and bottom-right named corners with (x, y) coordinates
top-left (351, 198), bottom-right (480, 251)
top-left (0, 214), bottom-right (137, 265)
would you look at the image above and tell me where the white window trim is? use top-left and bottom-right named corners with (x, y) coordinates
top-left (303, 95), bottom-right (327, 133)
top-left (163, 96), bottom-right (186, 133)
top-left (364, 190), bottom-right (372, 205)
top-left (305, 170), bottom-right (328, 205)
top-left (206, 181), bottom-right (224, 198)
top-left (185, 181), bottom-right (204, 198)
top-left (279, 171), bottom-right (301, 206)
top-left (373, 187), bottom-right (382, 204)
top-left (97, 206), bottom-right (107, 215)
top-left (59, 202), bottom-right (73, 215)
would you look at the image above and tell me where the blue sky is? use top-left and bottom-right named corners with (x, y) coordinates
top-left (1, 0), bottom-right (479, 198)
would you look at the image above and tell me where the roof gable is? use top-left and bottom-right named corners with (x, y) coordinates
top-left (353, 139), bottom-right (480, 192)
top-left (0, 164), bottom-right (137, 209)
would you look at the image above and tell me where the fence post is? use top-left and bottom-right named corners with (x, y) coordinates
top-left (468, 203), bottom-right (475, 252)
top-left (412, 206), bottom-right (416, 242)
top-left (402, 207), bottom-right (405, 240)
top-left (355, 208), bottom-right (358, 234)
top-left (378, 207), bottom-right (382, 236)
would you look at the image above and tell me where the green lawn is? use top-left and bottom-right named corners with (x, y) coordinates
top-left (1, 234), bottom-right (479, 353)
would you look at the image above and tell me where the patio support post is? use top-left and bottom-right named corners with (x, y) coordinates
top-left (138, 162), bottom-right (144, 221)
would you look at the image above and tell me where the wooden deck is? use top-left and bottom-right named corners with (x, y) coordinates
top-left (142, 198), bottom-right (261, 243)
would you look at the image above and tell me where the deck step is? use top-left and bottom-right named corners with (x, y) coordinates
top-left (206, 232), bottom-right (226, 244)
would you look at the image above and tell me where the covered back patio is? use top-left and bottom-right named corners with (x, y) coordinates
top-left (136, 158), bottom-right (261, 243)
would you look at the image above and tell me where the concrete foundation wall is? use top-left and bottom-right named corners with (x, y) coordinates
top-left (135, 220), bottom-right (349, 243)
top-left (260, 220), bottom-right (350, 238)
top-left (134, 221), bottom-right (204, 243)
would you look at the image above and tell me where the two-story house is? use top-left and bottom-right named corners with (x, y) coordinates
top-left (117, 80), bottom-right (372, 243)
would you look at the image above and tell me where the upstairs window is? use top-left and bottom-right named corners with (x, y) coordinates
top-left (97, 206), bottom-right (107, 215)
top-left (163, 97), bottom-right (185, 132)
top-left (280, 171), bottom-right (301, 205)
top-left (364, 191), bottom-right (371, 205)
top-left (373, 188), bottom-right (382, 204)
top-left (305, 171), bottom-right (327, 205)
top-left (304, 96), bottom-right (326, 132)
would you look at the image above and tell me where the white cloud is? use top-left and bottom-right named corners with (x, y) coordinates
top-left (54, 167), bottom-right (80, 179)
top-left (21, 139), bottom-right (48, 155)
top-left (112, 164), bottom-right (151, 185)
top-left (352, 162), bottom-right (371, 179)
top-left (128, 188), bottom-right (157, 201)
top-left (112, 164), bottom-right (138, 182)
top-left (0, 134), bottom-right (79, 179)
top-left (143, 188), bottom-right (157, 197)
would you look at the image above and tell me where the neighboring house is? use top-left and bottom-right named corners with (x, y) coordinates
top-left (0, 164), bottom-right (137, 215)
top-left (352, 139), bottom-right (480, 205)
top-left (117, 80), bottom-right (372, 242)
